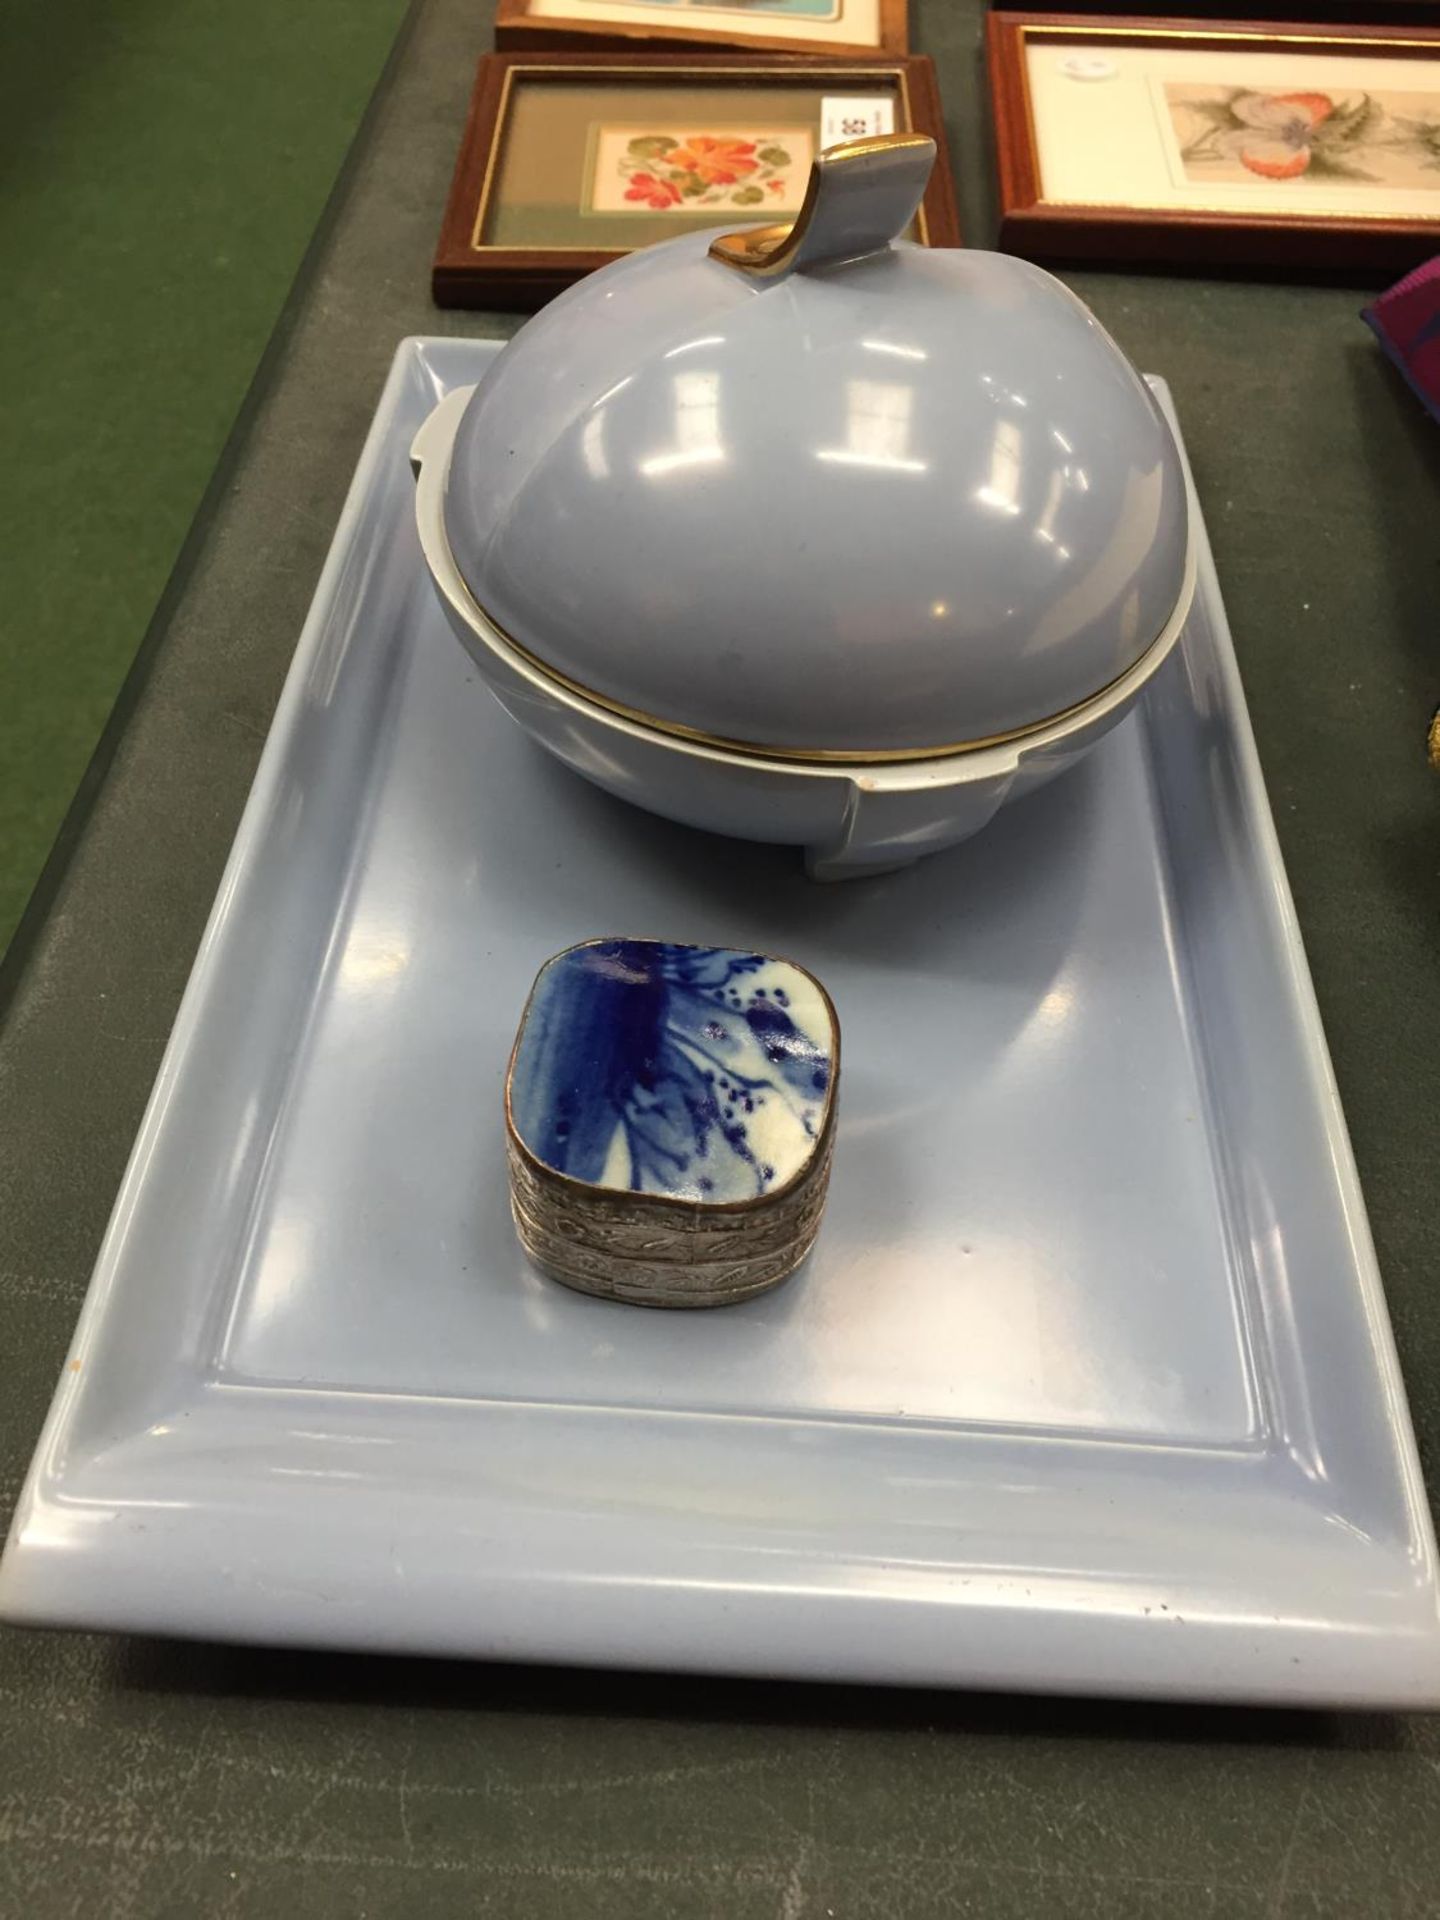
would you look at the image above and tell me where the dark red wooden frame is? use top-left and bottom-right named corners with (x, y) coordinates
top-left (433, 50), bottom-right (961, 310)
top-left (495, 0), bottom-right (910, 56)
top-left (989, 11), bottom-right (1440, 272)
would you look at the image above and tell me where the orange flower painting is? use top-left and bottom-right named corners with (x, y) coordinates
top-left (664, 135), bottom-right (763, 186)
top-left (588, 124), bottom-right (815, 217)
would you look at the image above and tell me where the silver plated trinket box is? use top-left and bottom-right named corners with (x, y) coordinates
top-left (505, 938), bottom-right (840, 1306)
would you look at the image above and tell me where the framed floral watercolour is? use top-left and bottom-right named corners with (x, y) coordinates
top-left (989, 13), bottom-right (1440, 271)
top-left (494, 0), bottom-right (908, 60)
top-left (587, 125), bottom-right (816, 214)
top-left (433, 52), bottom-right (959, 308)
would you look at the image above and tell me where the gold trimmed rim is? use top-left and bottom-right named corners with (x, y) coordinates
top-left (457, 570), bottom-right (1186, 766)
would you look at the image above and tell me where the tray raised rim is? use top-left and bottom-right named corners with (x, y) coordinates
top-left (3, 338), bottom-right (1435, 1707)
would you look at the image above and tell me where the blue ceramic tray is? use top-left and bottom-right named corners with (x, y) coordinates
top-left (3, 338), bottom-right (1437, 1705)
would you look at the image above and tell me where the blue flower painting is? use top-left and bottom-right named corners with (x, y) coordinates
top-left (508, 940), bottom-right (836, 1205)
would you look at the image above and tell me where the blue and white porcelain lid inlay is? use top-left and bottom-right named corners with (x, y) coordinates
top-left (508, 940), bottom-right (837, 1205)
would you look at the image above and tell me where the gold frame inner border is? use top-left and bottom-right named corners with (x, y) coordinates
top-left (1014, 19), bottom-right (1440, 222)
top-left (469, 61), bottom-right (926, 252)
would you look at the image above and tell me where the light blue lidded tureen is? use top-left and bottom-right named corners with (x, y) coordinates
top-left (413, 134), bottom-right (1195, 877)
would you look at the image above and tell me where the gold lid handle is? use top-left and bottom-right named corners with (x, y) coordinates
top-left (709, 132), bottom-right (937, 282)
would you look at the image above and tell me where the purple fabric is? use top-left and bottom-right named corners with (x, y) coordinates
top-left (1362, 257), bottom-right (1440, 422)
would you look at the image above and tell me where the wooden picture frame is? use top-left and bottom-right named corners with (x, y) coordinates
top-left (495, 0), bottom-right (909, 59)
top-left (989, 11), bottom-right (1440, 272)
top-left (434, 51), bottom-right (960, 308)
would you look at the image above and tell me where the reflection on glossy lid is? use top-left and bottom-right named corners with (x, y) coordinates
top-left (443, 151), bottom-right (1189, 758)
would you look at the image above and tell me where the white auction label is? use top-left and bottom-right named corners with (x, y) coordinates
top-left (1059, 54), bottom-right (1118, 81)
top-left (820, 97), bottom-right (896, 149)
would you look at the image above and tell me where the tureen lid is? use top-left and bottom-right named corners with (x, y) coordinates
top-left (442, 137), bottom-right (1190, 760)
